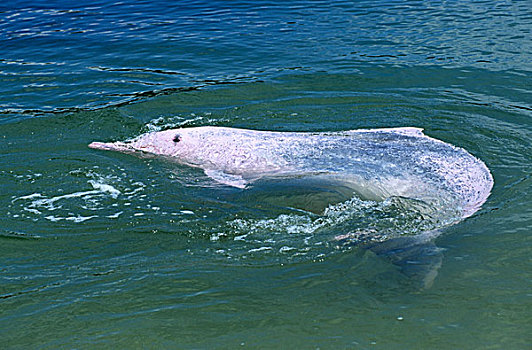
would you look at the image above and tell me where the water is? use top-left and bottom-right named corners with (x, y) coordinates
top-left (1, 1), bottom-right (531, 348)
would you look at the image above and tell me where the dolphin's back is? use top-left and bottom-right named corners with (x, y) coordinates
top-left (232, 128), bottom-right (493, 218)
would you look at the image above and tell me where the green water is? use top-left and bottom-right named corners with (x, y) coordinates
top-left (1, 1), bottom-right (531, 348)
top-left (2, 70), bottom-right (531, 348)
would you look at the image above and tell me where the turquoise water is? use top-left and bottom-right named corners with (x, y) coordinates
top-left (1, 1), bottom-right (531, 348)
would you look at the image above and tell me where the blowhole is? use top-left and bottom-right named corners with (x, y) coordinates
top-left (173, 134), bottom-right (181, 143)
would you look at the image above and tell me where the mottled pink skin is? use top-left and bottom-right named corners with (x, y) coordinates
top-left (90, 129), bottom-right (179, 155)
top-left (90, 127), bottom-right (291, 174)
top-left (89, 126), bottom-right (493, 218)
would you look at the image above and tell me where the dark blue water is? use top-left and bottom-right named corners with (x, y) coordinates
top-left (1, 1), bottom-right (531, 348)
top-left (2, 0), bottom-right (530, 117)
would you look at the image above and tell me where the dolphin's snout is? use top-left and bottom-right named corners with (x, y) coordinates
top-left (88, 141), bottom-right (134, 152)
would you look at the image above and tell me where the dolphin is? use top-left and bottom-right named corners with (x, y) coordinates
top-left (89, 126), bottom-right (493, 288)
top-left (89, 126), bottom-right (493, 219)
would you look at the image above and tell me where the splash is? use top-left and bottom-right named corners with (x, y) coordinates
top-left (10, 171), bottom-right (130, 223)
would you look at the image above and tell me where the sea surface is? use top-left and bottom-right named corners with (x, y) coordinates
top-left (1, 1), bottom-right (531, 348)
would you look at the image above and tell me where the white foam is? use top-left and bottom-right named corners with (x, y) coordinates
top-left (44, 215), bottom-right (61, 222)
top-left (279, 246), bottom-right (296, 253)
top-left (248, 247), bottom-right (272, 253)
top-left (210, 232), bottom-right (227, 241)
top-left (10, 172), bottom-right (125, 221)
top-left (14, 193), bottom-right (43, 201)
top-left (44, 215), bottom-right (97, 223)
top-left (88, 180), bottom-right (121, 198)
top-left (31, 189), bottom-right (101, 210)
top-left (23, 208), bottom-right (42, 215)
top-left (66, 215), bottom-right (97, 223)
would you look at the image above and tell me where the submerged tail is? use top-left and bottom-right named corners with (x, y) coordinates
top-left (366, 232), bottom-right (444, 290)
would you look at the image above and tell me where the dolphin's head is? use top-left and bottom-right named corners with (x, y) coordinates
top-left (89, 129), bottom-right (200, 160)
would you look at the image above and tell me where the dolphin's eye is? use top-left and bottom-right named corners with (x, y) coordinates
top-left (173, 134), bottom-right (181, 143)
